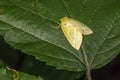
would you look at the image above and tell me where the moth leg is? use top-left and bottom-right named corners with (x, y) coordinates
top-left (48, 24), bottom-right (60, 29)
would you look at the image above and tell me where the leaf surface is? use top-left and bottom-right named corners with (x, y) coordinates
top-left (0, 0), bottom-right (120, 71)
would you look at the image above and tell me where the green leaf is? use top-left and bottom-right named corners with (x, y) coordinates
top-left (0, 67), bottom-right (43, 80)
top-left (0, 0), bottom-right (120, 72)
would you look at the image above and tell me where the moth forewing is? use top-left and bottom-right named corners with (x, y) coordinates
top-left (75, 21), bottom-right (93, 35)
top-left (61, 22), bottom-right (83, 50)
top-left (65, 18), bottom-right (93, 35)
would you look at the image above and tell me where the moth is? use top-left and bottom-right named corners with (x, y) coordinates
top-left (60, 17), bottom-right (93, 50)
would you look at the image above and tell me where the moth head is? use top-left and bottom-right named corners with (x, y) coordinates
top-left (60, 17), bottom-right (70, 27)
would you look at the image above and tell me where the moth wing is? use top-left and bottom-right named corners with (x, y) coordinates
top-left (61, 24), bottom-right (83, 50)
top-left (77, 21), bottom-right (93, 35)
top-left (69, 19), bottom-right (93, 35)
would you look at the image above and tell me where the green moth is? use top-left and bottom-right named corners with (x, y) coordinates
top-left (60, 17), bottom-right (93, 50)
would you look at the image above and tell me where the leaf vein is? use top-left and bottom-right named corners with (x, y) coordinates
top-left (90, 17), bottom-right (120, 67)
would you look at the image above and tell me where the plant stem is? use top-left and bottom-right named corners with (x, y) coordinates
top-left (85, 66), bottom-right (92, 80)
top-left (81, 46), bottom-right (92, 80)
